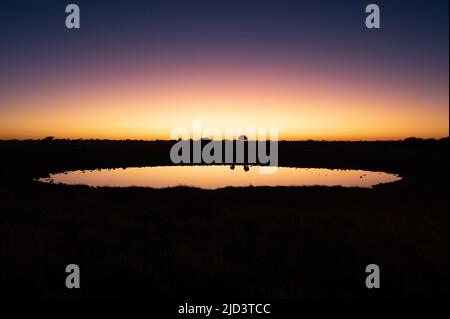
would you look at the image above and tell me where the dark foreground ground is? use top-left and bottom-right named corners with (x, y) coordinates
top-left (0, 139), bottom-right (448, 298)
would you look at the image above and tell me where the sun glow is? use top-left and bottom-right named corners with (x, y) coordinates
top-left (0, 60), bottom-right (447, 140)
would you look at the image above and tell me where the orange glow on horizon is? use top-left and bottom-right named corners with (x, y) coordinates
top-left (0, 62), bottom-right (448, 141)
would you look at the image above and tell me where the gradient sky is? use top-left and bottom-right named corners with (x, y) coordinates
top-left (0, 0), bottom-right (448, 140)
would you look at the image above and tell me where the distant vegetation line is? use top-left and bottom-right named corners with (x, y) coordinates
top-left (0, 136), bottom-right (448, 143)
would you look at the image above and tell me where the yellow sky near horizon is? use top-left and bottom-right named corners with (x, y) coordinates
top-left (0, 63), bottom-right (448, 141)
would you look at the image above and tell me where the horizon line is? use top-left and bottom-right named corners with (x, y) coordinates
top-left (1, 136), bottom-right (449, 143)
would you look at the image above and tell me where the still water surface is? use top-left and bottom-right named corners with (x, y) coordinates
top-left (38, 165), bottom-right (401, 189)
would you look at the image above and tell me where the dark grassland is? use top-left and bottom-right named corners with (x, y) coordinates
top-left (0, 139), bottom-right (448, 298)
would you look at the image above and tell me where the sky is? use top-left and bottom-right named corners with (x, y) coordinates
top-left (0, 0), bottom-right (448, 140)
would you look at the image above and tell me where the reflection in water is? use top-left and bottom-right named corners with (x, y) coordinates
top-left (38, 165), bottom-right (401, 190)
top-left (230, 164), bottom-right (249, 172)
